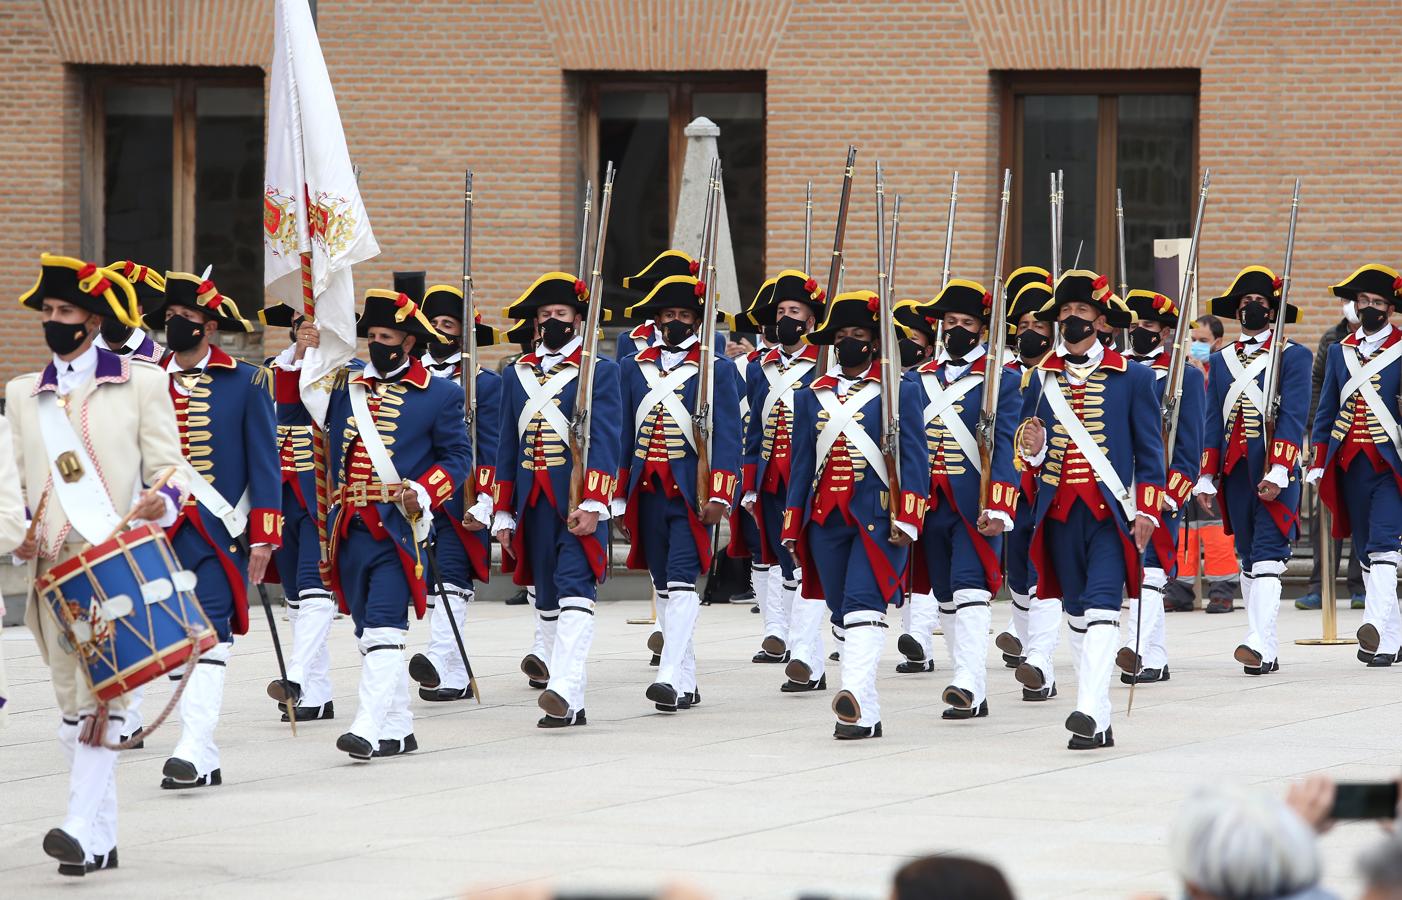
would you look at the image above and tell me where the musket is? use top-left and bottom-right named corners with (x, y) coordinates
top-left (803, 180), bottom-right (813, 273)
top-left (1056, 170), bottom-right (1065, 276)
top-left (567, 162), bottom-right (615, 510)
top-left (694, 161), bottom-right (722, 514)
top-left (875, 161), bottom-right (902, 540)
top-left (887, 194), bottom-right (902, 297)
top-left (461, 171), bottom-right (478, 486)
top-left (977, 169), bottom-right (1013, 509)
top-left (819, 146), bottom-right (858, 371)
top-left (1162, 169), bottom-right (1212, 463)
top-left (941, 172), bottom-right (959, 290)
top-left (1049, 172), bottom-right (1061, 282)
top-left (1262, 178), bottom-right (1301, 447)
top-left (1116, 187), bottom-right (1131, 345)
top-left (577, 180), bottom-right (593, 281)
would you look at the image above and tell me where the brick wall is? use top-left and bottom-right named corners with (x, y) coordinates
top-left (4, 0), bottom-right (1400, 387)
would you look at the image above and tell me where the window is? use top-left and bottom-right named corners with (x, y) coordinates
top-left (999, 72), bottom-right (1198, 291)
top-left (577, 73), bottom-right (765, 307)
top-left (83, 69), bottom-right (266, 314)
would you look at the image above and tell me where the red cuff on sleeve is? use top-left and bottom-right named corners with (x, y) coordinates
top-left (1200, 448), bottom-right (1221, 477)
top-left (249, 508), bottom-right (284, 546)
top-left (474, 466), bottom-right (495, 496)
top-left (1136, 483), bottom-right (1163, 518)
top-left (708, 470), bottom-right (738, 504)
top-left (1166, 470), bottom-right (1193, 507)
top-left (1269, 440), bottom-right (1300, 470)
top-left (1311, 443), bottom-right (1327, 469)
top-left (741, 463), bottom-right (757, 494)
top-left (781, 507), bottom-right (802, 542)
top-left (418, 465), bottom-right (455, 510)
top-left (614, 467), bottom-right (629, 501)
top-left (274, 367), bottom-right (302, 404)
top-left (985, 481), bottom-right (1018, 518)
top-left (493, 479), bottom-right (515, 513)
top-left (895, 490), bottom-right (926, 530)
top-left (582, 468), bottom-right (612, 505)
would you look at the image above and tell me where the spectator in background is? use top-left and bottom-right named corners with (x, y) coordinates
top-left (1167, 783), bottom-right (1336, 900)
top-left (1360, 833), bottom-right (1402, 900)
top-left (1169, 316), bottom-right (1239, 614)
top-left (1297, 295), bottom-right (1366, 611)
top-left (891, 855), bottom-right (1015, 900)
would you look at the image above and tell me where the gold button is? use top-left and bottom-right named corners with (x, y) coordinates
top-left (867, 524), bottom-right (875, 532)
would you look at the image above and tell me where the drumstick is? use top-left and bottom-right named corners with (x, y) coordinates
top-left (24, 488), bottom-right (50, 544)
top-left (101, 466), bottom-right (181, 544)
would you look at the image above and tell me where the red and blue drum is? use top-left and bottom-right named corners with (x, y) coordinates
top-left (36, 523), bottom-right (217, 702)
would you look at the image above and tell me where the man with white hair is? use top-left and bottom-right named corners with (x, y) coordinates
top-left (1360, 833), bottom-right (1402, 900)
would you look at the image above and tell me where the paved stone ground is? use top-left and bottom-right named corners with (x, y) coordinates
top-left (1, 594), bottom-right (1397, 899)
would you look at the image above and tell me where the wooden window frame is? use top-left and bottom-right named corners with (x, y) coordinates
top-left (80, 66), bottom-right (264, 268)
top-left (574, 70), bottom-right (766, 251)
top-left (996, 69), bottom-right (1200, 277)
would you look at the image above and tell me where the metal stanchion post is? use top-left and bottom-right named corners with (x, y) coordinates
top-left (1297, 490), bottom-right (1356, 646)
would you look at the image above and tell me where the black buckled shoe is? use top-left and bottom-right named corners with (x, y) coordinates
top-left (538, 710), bottom-right (587, 728)
top-left (528, 679), bottom-right (548, 690)
top-left (1120, 665), bottom-right (1170, 685)
top-left (160, 758), bottom-right (221, 790)
top-left (834, 721), bottom-right (882, 740)
top-left (538, 689), bottom-right (570, 718)
top-left (1115, 647), bottom-right (1140, 675)
top-left (418, 686), bottom-right (472, 702)
top-left (897, 633), bottom-right (926, 663)
top-left (828, 650), bottom-right (840, 662)
top-left (785, 658), bottom-right (813, 684)
top-left (684, 689), bottom-right (701, 708)
top-left (831, 689), bottom-right (861, 724)
top-left (1067, 725), bottom-right (1114, 750)
top-left (994, 631), bottom-right (1023, 661)
top-left (896, 659), bottom-right (934, 674)
top-left (373, 734), bottom-right (418, 758)
top-left (266, 678), bottom-right (303, 706)
top-left (649, 653), bottom-right (661, 667)
top-left (781, 673), bottom-right (827, 693)
top-left (44, 827), bottom-right (85, 875)
top-left (407, 653), bottom-right (441, 689)
top-left (761, 635), bottom-right (788, 657)
top-left (84, 847), bottom-right (119, 875)
top-left (282, 700), bottom-right (335, 722)
top-left (1015, 662), bottom-right (1046, 691)
top-left (646, 631), bottom-right (665, 655)
top-left (1022, 683), bottom-right (1057, 701)
top-left (1358, 623), bottom-right (1381, 653)
top-left (1234, 644), bottom-right (1263, 671)
top-left (751, 648), bottom-right (790, 663)
top-left (941, 685), bottom-right (974, 709)
top-left (1368, 652), bottom-right (1395, 668)
top-left (119, 726), bottom-right (145, 749)
top-left (1243, 658), bottom-right (1280, 675)
top-left (1358, 649), bottom-right (1377, 665)
top-left (336, 732), bottom-right (375, 761)
top-left (942, 698), bottom-right (988, 720)
top-left (520, 653), bottom-right (550, 683)
top-left (647, 682), bottom-right (678, 711)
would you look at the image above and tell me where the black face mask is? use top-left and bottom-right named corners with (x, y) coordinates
top-left (428, 335), bottom-right (461, 361)
top-left (835, 336), bottom-right (874, 369)
top-left (1359, 305), bottom-right (1390, 333)
top-left (943, 325), bottom-right (979, 360)
top-left (1017, 329), bottom-right (1051, 360)
top-left (100, 317), bottom-right (134, 351)
top-left (44, 320), bottom-right (90, 356)
top-left (538, 317), bottom-right (575, 351)
top-left (762, 323), bottom-right (780, 345)
top-left (1129, 327), bottom-right (1162, 357)
top-left (1060, 314), bottom-right (1095, 345)
top-left (164, 315), bottom-right (207, 353)
top-left (1096, 330), bottom-right (1116, 348)
top-left (898, 338), bottom-right (925, 368)
top-left (659, 319), bottom-right (693, 348)
top-left (1240, 303), bottom-right (1271, 332)
top-left (368, 339), bottom-right (407, 375)
top-left (775, 315), bottom-right (808, 346)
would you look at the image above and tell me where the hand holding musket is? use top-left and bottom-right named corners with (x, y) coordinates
top-left (976, 169), bottom-right (1013, 510)
top-left (1261, 178), bottom-right (1301, 449)
top-left (1161, 169), bottom-right (1212, 465)
top-left (568, 162), bottom-right (615, 512)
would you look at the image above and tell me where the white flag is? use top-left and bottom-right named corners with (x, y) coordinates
top-left (263, 0), bottom-right (378, 422)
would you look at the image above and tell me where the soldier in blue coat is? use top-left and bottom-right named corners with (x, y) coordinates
top-left (738, 271), bottom-right (825, 686)
top-left (258, 302), bottom-right (336, 724)
top-left (403, 281), bottom-right (503, 701)
top-left (1016, 270), bottom-right (1165, 750)
top-left (1116, 289), bottom-right (1205, 685)
top-left (1193, 267), bottom-right (1311, 676)
top-left (782, 291), bottom-right (929, 740)
top-left (276, 279), bottom-right (470, 761)
top-left (1307, 265), bottom-right (1402, 666)
top-left (494, 272), bottom-right (622, 727)
top-left (146, 271), bottom-right (281, 788)
top-left (615, 274), bottom-right (742, 712)
top-left (96, 261), bottom-right (165, 363)
top-left (616, 250), bottom-right (698, 362)
top-left (908, 280), bottom-right (1021, 720)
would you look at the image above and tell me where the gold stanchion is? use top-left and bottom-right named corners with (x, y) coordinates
top-left (627, 590), bottom-right (657, 626)
top-left (1297, 492), bottom-right (1356, 646)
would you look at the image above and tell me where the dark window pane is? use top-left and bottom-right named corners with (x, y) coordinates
top-left (692, 91), bottom-right (764, 296)
top-left (196, 85), bottom-right (264, 313)
top-left (598, 91), bottom-right (670, 309)
top-left (104, 84), bottom-right (173, 274)
top-left (1117, 94), bottom-right (1195, 291)
top-left (1019, 95), bottom-right (1097, 273)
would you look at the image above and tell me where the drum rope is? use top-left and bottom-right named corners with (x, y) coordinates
top-left (88, 628), bottom-right (204, 751)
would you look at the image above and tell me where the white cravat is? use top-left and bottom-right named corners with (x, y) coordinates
top-left (538, 336), bottom-right (582, 373)
top-left (165, 349), bottom-right (214, 396)
top-left (659, 334), bottom-right (699, 372)
top-left (1239, 329), bottom-right (1271, 356)
top-left (94, 327), bottom-right (148, 355)
top-left (362, 355), bottom-right (411, 382)
top-left (425, 350), bottom-right (462, 378)
top-left (1053, 338), bottom-right (1105, 386)
top-left (55, 344), bottom-right (99, 396)
top-left (937, 343), bottom-right (987, 382)
top-left (1357, 323), bottom-right (1393, 357)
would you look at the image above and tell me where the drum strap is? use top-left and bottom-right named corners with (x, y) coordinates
top-left (348, 382), bottom-right (430, 542)
top-left (36, 392), bottom-right (121, 545)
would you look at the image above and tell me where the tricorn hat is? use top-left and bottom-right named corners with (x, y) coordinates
top-left (806, 290), bottom-right (894, 345)
top-left (1331, 264), bottom-right (1402, 308)
top-left (1208, 265), bottom-right (1301, 324)
top-left (625, 274), bottom-right (707, 320)
top-left (107, 260), bottom-right (166, 314)
top-left (20, 254), bottom-right (140, 327)
top-left (894, 299), bottom-right (939, 341)
top-left (503, 271), bottom-right (591, 321)
top-left (927, 278), bottom-right (994, 324)
top-left (146, 271), bottom-right (254, 332)
top-left (746, 269), bottom-right (827, 327)
top-left (623, 250), bottom-right (698, 293)
top-left (1005, 265), bottom-right (1051, 307)
top-left (1006, 280), bottom-right (1053, 331)
top-left (357, 271), bottom-right (442, 340)
top-left (1035, 269), bottom-right (1132, 327)
top-left (423, 283), bottom-right (501, 347)
top-left (1124, 289), bottom-right (1180, 327)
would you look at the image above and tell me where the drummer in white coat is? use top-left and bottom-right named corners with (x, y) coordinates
top-left (8, 254), bottom-right (187, 877)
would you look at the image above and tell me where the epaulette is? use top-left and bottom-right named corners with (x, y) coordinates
top-left (249, 364), bottom-right (271, 393)
top-left (333, 368), bottom-right (350, 390)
